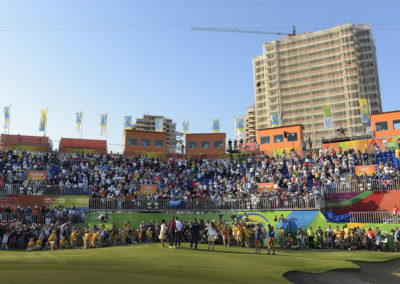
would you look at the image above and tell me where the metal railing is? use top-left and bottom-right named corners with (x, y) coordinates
top-left (0, 184), bottom-right (92, 196)
top-left (349, 211), bottom-right (400, 224)
top-left (88, 197), bottom-right (320, 212)
top-left (0, 213), bottom-right (86, 224)
top-left (322, 178), bottom-right (400, 194)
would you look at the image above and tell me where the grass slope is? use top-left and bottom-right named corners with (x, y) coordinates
top-left (0, 244), bottom-right (398, 284)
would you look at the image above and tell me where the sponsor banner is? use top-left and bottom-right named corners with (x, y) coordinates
top-left (359, 98), bottom-right (371, 124)
top-left (322, 105), bottom-right (333, 128)
top-left (271, 112), bottom-right (280, 127)
top-left (139, 184), bottom-right (157, 194)
top-left (170, 200), bottom-right (181, 207)
top-left (28, 170), bottom-right (47, 181)
top-left (257, 182), bottom-right (275, 192)
top-left (355, 165), bottom-right (375, 176)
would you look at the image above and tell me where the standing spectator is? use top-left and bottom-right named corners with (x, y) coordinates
top-left (391, 227), bottom-right (400, 252)
top-left (278, 226), bottom-right (285, 249)
top-left (168, 216), bottom-right (177, 248)
top-left (159, 219), bottom-right (167, 248)
top-left (254, 224), bottom-right (262, 254)
top-left (325, 225), bottom-right (333, 249)
top-left (175, 217), bottom-right (182, 248)
top-left (307, 226), bottom-right (314, 248)
top-left (267, 224), bottom-right (275, 255)
top-left (296, 227), bottom-right (304, 249)
top-left (207, 220), bottom-right (217, 251)
top-left (308, 137), bottom-right (312, 150)
top-left (190, 218), bottom-right (200, 250)
top-left (393, 204), bottom-right (399, 224)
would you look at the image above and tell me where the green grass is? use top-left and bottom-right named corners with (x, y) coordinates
top-left (0, 244), bottom-right (399, 284)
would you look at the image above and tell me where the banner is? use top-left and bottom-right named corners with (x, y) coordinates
top-left (139, 184), bottom-right (157, 194)
top-left (170, 200), bottom-right (181, 207)
top-left (124, 116), bottom-right (132, 130)
top-left (359, 98), bottom-right (371, 124)
top-left (155, 117), bottom-right (163, 132)
top-left (322, 105), bottom-right (333, 128)
top-left (76, 111), bottom-right (83, 134)
top-left (235, 116), bottom-right (245, 140)
top-left (212, 119), bottom-right (220, 133)
top-left (39, 108), bottom-right (48, 132)
top-left (355, 165), bottom-right (375, 176)
top-left (100, 113), bottom-right (107, 136)
top-left (28, 170), bottom-right (47, 181)
top-left (257, 182), bottom-right (275, 192)
top-left (3, 105), bottom-right (10, 130)
top-left (270, 112), bottom-right (280, 127)
top-left (182, 120), bottom-right (189, 134)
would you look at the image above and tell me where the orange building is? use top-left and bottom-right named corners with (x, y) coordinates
top-left (185, 133), bottom-right (226, 155)
top-left (257, 124), bottom-right (304, 155)
top-left (124, 130), bottom-right (167, 156)
top-left (371, 110), bottom-right (400, 138)
top-left (59, 138), bottom-right (107, 154)
top-left (0, 134), bottom-right (50, 152)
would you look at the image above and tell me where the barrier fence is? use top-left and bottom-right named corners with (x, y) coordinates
top-left (322, 178), bottom-right (400, 195)
top-left (88, 197), bottom-right (320, 212)
top-left (0, 184), bottom-right (92, 196)
top-left (0, 213), bottom-right (85, 224)
top-left (349, 211), bottom-right (400, 224)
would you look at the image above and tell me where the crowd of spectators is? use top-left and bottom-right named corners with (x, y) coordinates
top-left (1, 214), bottom-right (399, 252)
top-left (0, 204), bottom-right (87, 225)
top-left (0, 147), bottom-right (399, 203)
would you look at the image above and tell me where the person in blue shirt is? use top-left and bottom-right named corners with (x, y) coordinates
top-left (254, 224), bottom-right (262, 254)
top-left (267, 224), bottom-right (276, 255)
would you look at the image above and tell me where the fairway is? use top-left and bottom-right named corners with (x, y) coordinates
top-left (0, 245), bottom-right (399, 284)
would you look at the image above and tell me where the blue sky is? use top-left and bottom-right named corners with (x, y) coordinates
top-left (1, 0), bottom-right (399, 152)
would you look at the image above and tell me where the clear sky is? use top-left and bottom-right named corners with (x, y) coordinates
top-left (1, 0), bottom-right (399, 152)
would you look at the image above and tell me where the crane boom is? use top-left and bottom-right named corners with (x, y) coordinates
top-left (192, 26), bottom-right (296, 36)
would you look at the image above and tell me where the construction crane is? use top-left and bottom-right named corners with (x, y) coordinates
top-left (191, 26), bottom-right (296, 36)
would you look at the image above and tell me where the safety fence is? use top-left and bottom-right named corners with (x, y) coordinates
top-left (322, 178), bottom-right (400, 194)
top-left (349, 211), bottom-right (400, 224)
top-left (88, 197), bottom-right (320, 212)
top-left (0, 184), bottom-right (92, 196)
top-left (0, 212), bottom-right (86, 224)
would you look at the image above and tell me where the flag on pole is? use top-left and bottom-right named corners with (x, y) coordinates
top-left (155, 117), bottom-right (163, 132)
top-left (76, 111), bottom-right (83, 133)
top-left (39, 108), bottom-right (48, 132)
top-left (182, 120), bottom-right (189, 134)
top-left (100, 113), bottom-right (107, 136)
top-left (3, 105), bottom-right (10, 130)
top-left (234, 116), bottom-right (245, 140)
top-left (270, 112), bottom-right (280, 127)
top-left (322, 105), bottom-right (333, 128)
top-left (212, 119), bottom-right (220, 133)
top-left (359, 98), bottom-right (371, 124)
top-left (124, 116), bottom-right (132, 130)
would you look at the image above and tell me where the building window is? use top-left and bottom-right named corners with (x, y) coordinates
top-left (188, 141), bottom-right (197, 149)
top-left (201, 141), bottom-right (210, 149)
top-left (260, 136), bottom-right (270, 145)
top-left (393, 120), bottom-right (400, 130)
top-left (141, 138), bottom-right (151, 147)
top-left (375, 121), bottom-right (388, 132)
top-left (274, 134), bottom-right (284, 143)
top-left (214, 140), bottom-right (223, 148)
top-left (155, 140), bottom-right (164, 148)
top-left (127, 138), bottom-right (138, 146)
top-left (287, 132), bottom-right (298, 142)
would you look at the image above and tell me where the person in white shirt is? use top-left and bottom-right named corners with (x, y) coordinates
top-left (159, 219), bottom-right (167, 247)
top-left (175, 217), bottom-right (183, 248)
top-left (207, 220), bottom-right (217, 251)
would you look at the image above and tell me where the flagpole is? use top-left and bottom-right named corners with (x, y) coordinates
top-left (44, 107), bottom-right (48, 137)
top-left (80, 111), bottom-right (83, 139)
top-left (8, 105), bottom-right (11, 134)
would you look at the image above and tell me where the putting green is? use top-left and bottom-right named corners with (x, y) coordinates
top-left (0, 244), bottom-right (398, 284)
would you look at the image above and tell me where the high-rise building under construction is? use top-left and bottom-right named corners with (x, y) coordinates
top-left (253, 23), bottom-right (382, 146)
